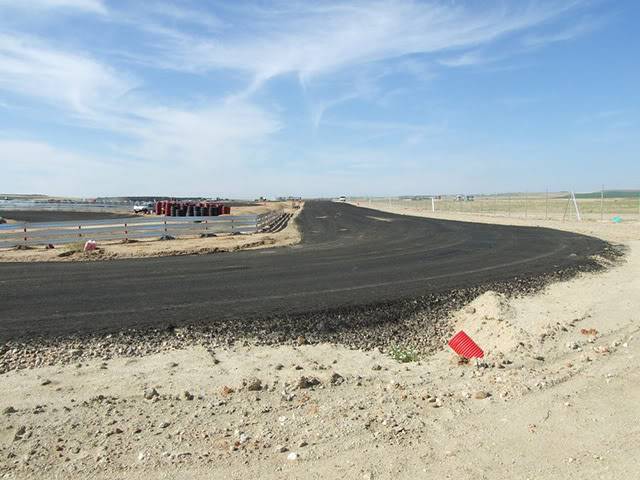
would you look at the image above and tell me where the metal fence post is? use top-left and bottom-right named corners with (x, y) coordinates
top-left (545, 189), bottom-right (549, 220)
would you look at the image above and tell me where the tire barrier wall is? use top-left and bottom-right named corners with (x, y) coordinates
top-left (155, 201), bottom-right (231, 217)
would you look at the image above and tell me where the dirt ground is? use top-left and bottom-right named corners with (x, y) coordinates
top-left (1, 205), bottom-right (639, 479)
top-left (0, 203), bottom-right (300, 262)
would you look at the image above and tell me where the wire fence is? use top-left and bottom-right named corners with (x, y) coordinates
top-left (350, 190), bottom-right (640, 223)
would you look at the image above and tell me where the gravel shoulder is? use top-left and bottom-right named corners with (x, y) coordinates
top-left (1, 207), bottom-right (638, 479)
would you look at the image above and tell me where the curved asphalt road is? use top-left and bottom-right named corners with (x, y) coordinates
top-left (0, 201), bottom-right (606, 341)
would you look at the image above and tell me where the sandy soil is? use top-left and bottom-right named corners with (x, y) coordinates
top-left (1, 205), bottom-right (639, 479)
top-left (0, 203), bottom-right (301, 262)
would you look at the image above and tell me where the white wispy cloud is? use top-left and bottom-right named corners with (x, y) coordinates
top-left (0, 0), bottom-right (106, 14)
top-left (116, 101), bottom-right (281, 167)
top-left (144, 2), bottom-right (223, 30)
top-left (438, 50), bottom-right (499, 67)
top-left (0, 34), bottom-right (133, 114)
top-left (0, 29), bottom-right (279, 193)
top-left (0, 0), bottom-right (608, 196)
top-left (0, 138), bottom-right (120, 196)
top-left (125, 1), bottom-right (585, 85)
top-left (522, 17), bottom-right (601, 47)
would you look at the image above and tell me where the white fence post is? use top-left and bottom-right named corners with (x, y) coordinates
top-left (571, 191), bottom-right (582, 221)
top-left (545, 189), bottom-right (549, 220)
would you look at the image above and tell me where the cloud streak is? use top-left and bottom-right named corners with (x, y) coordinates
top-left (0, 0), bottom-right (614, 197)
top-left (0, 0), bottom-right (106, 14)
top-left (0, 34), bottom-right (132, 114)
top-left (125, 1), bottom-right (585, 84)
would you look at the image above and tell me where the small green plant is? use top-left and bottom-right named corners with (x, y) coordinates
top-left (57, 242), bottom-right (85, 257)
top-left (66, 242), bottom-right (85, 253)
top-left (388, 345), bottom-right (419, 363)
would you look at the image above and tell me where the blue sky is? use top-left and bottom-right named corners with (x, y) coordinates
top-left (0, 0), bottom-right (638, 198)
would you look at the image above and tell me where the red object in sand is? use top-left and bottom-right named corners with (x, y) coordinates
top-left (448, 331), bottom-right (484, 358)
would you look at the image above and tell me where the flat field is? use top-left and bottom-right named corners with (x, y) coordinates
top-left (355, 193), bottom-right (640, 222)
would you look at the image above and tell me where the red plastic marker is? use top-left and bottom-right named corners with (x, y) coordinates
top-left (448, 331), bottom-right (484, 359)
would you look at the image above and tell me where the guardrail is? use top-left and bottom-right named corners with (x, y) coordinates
top-left (256, 210), bottom-right (286, 230)
top-left (0, 210), bottom-right (286, 248)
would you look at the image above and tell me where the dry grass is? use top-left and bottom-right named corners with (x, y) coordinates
top-left (356, 194), bottom-right (640, 222)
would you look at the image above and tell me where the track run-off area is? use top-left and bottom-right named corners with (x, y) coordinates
top-left (0, 201), bottom-right (607, 342)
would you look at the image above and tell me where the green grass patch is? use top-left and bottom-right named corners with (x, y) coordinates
top-left (388, 345), bottom-right (419, 363)
top-left (65, 241), bottom-right (86, 253)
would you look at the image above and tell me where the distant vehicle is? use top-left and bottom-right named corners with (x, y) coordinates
top-left (454, 194), bottom-right (474, 202)
top-left (338, 196), bottom-right (347, 202)
top-left (133, 203), bottom-right (154, 214)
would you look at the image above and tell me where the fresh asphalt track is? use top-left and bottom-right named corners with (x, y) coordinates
top-left (0, 201), bottom-right (607, 341)
top-left (0, 210), bottom-right (135, 223)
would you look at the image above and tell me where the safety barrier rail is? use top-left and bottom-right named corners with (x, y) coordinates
top-left (0, 212), bottom-right (285, 248)
top-left (256, 209), bottom-right (285, 230)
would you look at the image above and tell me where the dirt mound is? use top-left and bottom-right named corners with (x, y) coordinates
top-left (451, 291), bottom-right (529, 356)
